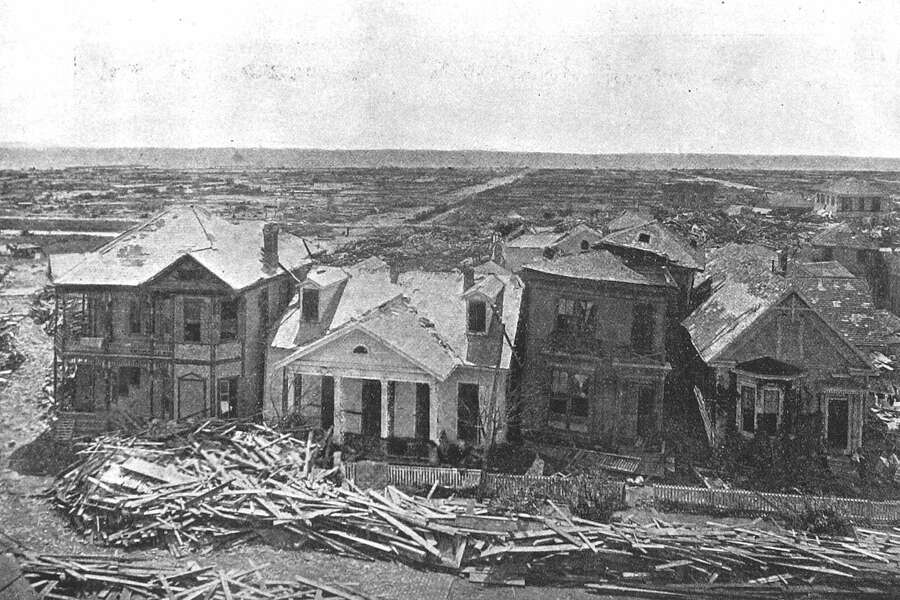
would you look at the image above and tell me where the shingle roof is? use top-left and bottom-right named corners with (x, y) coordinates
top-left (272, 259), bottom-right (524, 377)
top-left (818, 177), bottom-right (887, 196)
top-left (52, 206), bottom-right (313, 289)
top-left (601, 221), bottom-right (703, 270)
top-left (811, 223), bottom-right (880, 250)
top-left (523, 250), bottom-right (664, 287)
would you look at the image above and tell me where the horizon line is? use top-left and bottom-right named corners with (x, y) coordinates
top-left (3, 145), bottom-right (900, 162)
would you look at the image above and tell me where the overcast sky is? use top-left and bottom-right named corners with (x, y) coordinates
top-left (1, 0), bottom-right (899, 156)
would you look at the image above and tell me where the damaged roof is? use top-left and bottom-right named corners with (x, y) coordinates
top-left (51, 206), bottom-right (314, 290)
top-left (685, 243), bottom-right (900, 364)
top-left (791, 261), bottom-right (855, 279)
top-left (601, 221), bottom-right (703, 270)
top-left (523, 250), bottom-right (671, 287)
top-left (605, 210), bottom-right (655, 233)
top-left (273, 258), bottom-right (523, 378)
top-left (505, 223), bottom-right (599, 249)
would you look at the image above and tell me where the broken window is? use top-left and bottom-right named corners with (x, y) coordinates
top-left (292, 374), bottom-right (303, 410)
top-left (219, 298), bottom-right (239, 341)
top-left (630, 303), bottom-right (655, 354)
top-left (549, 369), bottom-right (590, 429)
top-left (117, 366), bottom-right (140, 396)
top-left (467, 300), bottom-right (487, 333)
top-left (301, 288), bottom-right (319, 322)
top-left (555, 298), bottom-right (597, 335)
top-left (740, 385), bottom-right (756, 433)
top-left (183, 299), bottom-right (203, 343)
top-left (757, 388), bottom-right (780, 436)
top-left (128, 298), bottom-right (143, 335)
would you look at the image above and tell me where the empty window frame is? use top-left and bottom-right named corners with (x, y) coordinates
top-left (757, 387), bottom-right (781, 436)
top-left (555, 297), bottom-right (597, 335)
top-left (219, 298), bottom-right (239, 341)
top-left (128, 298), bottom-right (143, 335)
top-left (467, 299), bottom-right (487, 333)
top-left (549, 369), bottom-right (590, 429)
top-left (183, 299), bottom-right (203, 343)
top-left (630, 303), bottom-right (656, 354)
top-left (301, 288), bottom-right (319, 322)
top-left (457, 383), bottom-right (480, 443)
top-left (117, 366), bottom-right (141, 396)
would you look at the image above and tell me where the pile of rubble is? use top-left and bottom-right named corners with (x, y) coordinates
top-left (20, 553), bottom-right (374, 600)
top-left (49, 420), bottom-right (900, 596)
top-left (0, 312), bottom-right (26, 385)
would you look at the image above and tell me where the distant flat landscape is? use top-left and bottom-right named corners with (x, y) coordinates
top-left (3, 147), bottom-right (900, 171)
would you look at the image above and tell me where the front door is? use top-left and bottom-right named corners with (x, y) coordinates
top-left (827, 398), bottom-right (849, 450)
top-left (361, 379), bottom-right (381, 436)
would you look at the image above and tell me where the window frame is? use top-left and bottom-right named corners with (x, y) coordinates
top-left (219, 297), bottom-right (239, 342)
top-left (630, 303), bottom-right (656, 355)
top-left (182, 298), bottom-right (203, 343)
top-left (467, 299), bottom-right (487, 333)
top-left (128, 297), bottom-right (143, 336)
top-left (548, 368), bottom-right (590, 432)
top-left (554, 297), bottom-right (597, 336)
top-left (738, 383), bottom-right (757, 434)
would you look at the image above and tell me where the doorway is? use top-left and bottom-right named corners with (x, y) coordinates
top-left (827, 398), bottom-right (849, 450)
top-left (415, 383), bottom-right (431, 440)
top-left (361, 379), bottom-right (381, 436)
top-left (458, 383), bottom-right (479, 443)
top-left (178, 375), bottom-right (206, 419)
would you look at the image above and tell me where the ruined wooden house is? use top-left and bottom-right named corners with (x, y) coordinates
top-left (265, 258), bottom-right (523, 453)
top-left (49, 206), bottom-right (315, 422)
top-left (501, 224), bottom-right (602, 273)
top-left (683, 243), bottom-right (884, 454)
top-left (517, 251), bottom-right (675, 449)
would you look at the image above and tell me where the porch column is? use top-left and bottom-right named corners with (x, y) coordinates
top-left (334, 376), bottom-right (345, 444)
top-left (381, 380), bottom-right (394, 438)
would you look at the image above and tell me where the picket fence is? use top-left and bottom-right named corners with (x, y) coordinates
top-left (341, 463), bottom-right (900, 524)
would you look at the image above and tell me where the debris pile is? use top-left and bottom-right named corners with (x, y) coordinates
top-left (21, 553), bottom-right (374, 600)
top-left (51, 421), bottom-right (900, 596)
top-left (0, 312), bottom-right (26, 383)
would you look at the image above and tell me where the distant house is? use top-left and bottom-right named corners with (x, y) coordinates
top-left (266, 259), bottom-right (523, 452)
top-left (684, 244), bottom-right (882, 454)
top-left (808, 223), bottom-right (889, 309)
top-left (6, 242), bottom-right (42, 259)
top-left (502, 223), bottom-right (602, 273)
top-left (813, 178), bottom-right (891, 217)
top-left (765, 190), bottom-right (812, 211)
top-left (50, 206), bottom-right (316, 421)
top-left (517, 251), bottom-right (675, 449)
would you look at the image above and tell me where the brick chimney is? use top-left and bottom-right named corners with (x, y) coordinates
top-left (262, 223), bottom-right (279, 271)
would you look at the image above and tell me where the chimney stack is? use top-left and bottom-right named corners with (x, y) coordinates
top-left (262, 222), bottom-right (279, 271)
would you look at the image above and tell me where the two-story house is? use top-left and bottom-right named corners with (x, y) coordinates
top-left (517, 251), bottom-right (675, 448)
top-left (265, 258), bottom-right (523, 450)
top-left (813, 177), bottom-right (891, 217)
top-left (49, 206), bottom-right (315, 422)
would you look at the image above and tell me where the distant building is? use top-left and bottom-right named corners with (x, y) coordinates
top-left (813, 178), bottom-right (891, 217)
top-left (517, 251), bottom-right (675, 449)
top-left (502, 223), bottom-right (602, 273)
top-left (266, 259), bottom-right (523, 453)
top-left (50, 206), bottom-right (316, 422)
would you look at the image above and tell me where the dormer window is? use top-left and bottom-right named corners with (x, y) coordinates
top-left (467, 299), bottom-right (487, 333)
top-left (638, 232), bottom-right (651, 243)
top-left (580, 240), bottom-right (590, 251)
top-left (301, 288), bottom-right (319, 322)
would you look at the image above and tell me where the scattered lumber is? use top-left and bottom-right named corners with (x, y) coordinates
top-left (20, 553), bottom-right (374, 599)
top-left (50, 420), bottom-right (900, 597)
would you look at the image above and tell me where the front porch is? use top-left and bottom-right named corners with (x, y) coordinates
top-left (278, 370), bottom-right (439, 445)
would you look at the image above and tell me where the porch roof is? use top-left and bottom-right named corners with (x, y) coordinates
top-left (735, 357), bottom-right (804, 378)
